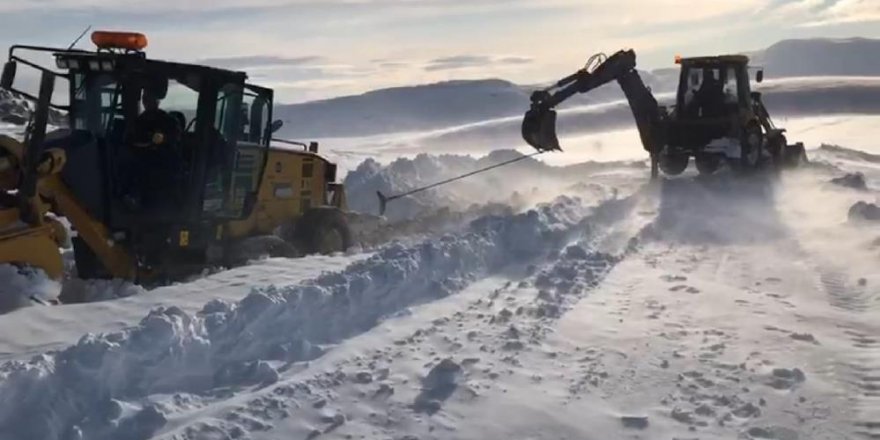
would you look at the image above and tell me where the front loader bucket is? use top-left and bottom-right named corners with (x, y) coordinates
top-left (521, 107), bottom-right (562, 152)
top-left (782, 142), bottom-right (808, 169)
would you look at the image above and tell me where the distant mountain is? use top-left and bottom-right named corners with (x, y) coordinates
top-left (274, 37), bottom-right (880, 139)
top-left (275, 79), bottom-right (530, 138)
top-left (274, 73), bottom-right (672, 139)
top-left (407, 77), bottom-right (880, 155)
top-left (751, 38), bottom-right (880, 78)
top-left (3, 38), bottom-right (877, 138)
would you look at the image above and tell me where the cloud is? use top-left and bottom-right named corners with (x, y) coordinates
top-left (498, 56), bottom-right (534, 65)
top-left (376, 61), bottom-right (411, 69)
top-left (802, 0), bottom-right (880, 26)
top-left (198, 55), bottom-right (324, 70)
top-left (763, 0), bottom-right (880, 27)
top-left (0, 0), bottom-right (874, 105)
top-left (0, 0), bottom-right (572, 14)
top-left (425, 55), bottom-right (534, 71)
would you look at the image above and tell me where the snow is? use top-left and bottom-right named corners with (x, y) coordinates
top-left (341, 149), bottom-right (631, 220)
top-left (0, 194), bottom-right (612, 440)
top-left (0, 265), bottom-right (60, 314)
top-left (3, 138), bottom-right (879, 439)
top-left (0, 255), bottom-right (362, 362)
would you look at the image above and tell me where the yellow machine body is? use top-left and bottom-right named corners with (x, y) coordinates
top-left (0, 135), bottom-right (137, 281)
top-left (226, 146), bottom-right (346, 239)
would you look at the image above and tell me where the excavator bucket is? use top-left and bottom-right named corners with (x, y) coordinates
top-left (521, 107), bottom-right (562, 152)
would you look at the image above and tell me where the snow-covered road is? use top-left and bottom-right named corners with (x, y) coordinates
top-left (1, 139), bottom-right (879, 439)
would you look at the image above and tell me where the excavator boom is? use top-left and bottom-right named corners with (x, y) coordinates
top-left (522, 49), bottom-right (665, 155)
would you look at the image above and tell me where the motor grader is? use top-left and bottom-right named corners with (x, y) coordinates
top-left (0, 31), bottom-right (351, 289)
top-left (523, 50), bottom-right (808, 177)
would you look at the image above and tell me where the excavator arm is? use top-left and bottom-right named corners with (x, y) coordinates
top-left (522, 49), bottom-right (666, 158)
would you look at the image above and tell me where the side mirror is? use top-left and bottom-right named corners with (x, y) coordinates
top-left (308, 141), bottom-right (319, 153)
top-left (0, 61), bottom-right (17, 90)
top-left (755, 69), bottom-right (764, 84)
top-left (270, 119), bottom-right (284, 134)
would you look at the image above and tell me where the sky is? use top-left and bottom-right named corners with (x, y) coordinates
top-left (0, 0), bottom-right (878, 103)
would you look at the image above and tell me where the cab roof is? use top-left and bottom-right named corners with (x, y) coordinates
top-left (54, 49), bottom-right (248, 83)
top-left (679, 54), bottom-right (750, 67)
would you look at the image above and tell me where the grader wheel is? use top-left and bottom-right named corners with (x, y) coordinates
top-left (287, 207), bottom-right (353, 255)
top-left (226, 235), bottom-right (299, 267)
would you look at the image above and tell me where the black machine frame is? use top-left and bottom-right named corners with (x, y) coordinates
top-left (1, 43), bottom-right (276, 274)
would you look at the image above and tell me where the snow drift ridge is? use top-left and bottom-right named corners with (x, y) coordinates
top-left (0, 195), bottom-right (603, 440)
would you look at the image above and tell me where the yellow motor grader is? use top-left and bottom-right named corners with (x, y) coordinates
top-left (0, 31), bottom-right (350, 288)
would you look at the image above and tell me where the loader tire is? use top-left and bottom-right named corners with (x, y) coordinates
top-left (659, 154), bottom-right (689, 176)
top-left (767, 134), bottom-right (787, 174)
top-left (695, 154), bottom-right (722, 175)
top-left (737, 124), bottom-right (763, 172)
top-left (291, 207), bottom-right (352, 255)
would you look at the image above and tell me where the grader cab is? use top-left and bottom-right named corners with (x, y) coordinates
top-left (0, 31), bottom-right (349, 290)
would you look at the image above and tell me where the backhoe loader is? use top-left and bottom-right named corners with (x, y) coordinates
top-left (0, 31), bottom-right (350, 290)
top-left (522, 50), bottom-right (808, 177)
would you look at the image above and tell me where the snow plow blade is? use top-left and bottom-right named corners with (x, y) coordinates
top-left (522, 106), bottom-right (562, 152)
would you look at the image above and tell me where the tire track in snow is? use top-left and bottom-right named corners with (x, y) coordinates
top-left (0, 192), bottom-right (643, 440)
top-left (153, 192), bottom-right (646, 439)
top-left (839, 323), bottom-right (880, 440)
top-left (814, 265), bottom-right (880, 439)
top-left (819, 267), bottom-right (872, 314)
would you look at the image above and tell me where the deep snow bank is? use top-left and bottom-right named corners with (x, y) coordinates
top-left (0, 194), bottom-right (605, 440)
top-left (0, 88), bottom-right (66, 126)
top-left (0, 265), bottom-right (60, 314)
top-left (343, 149), bottom-right (634, 221)
top-left (343, 150), bottom-right (543, 219)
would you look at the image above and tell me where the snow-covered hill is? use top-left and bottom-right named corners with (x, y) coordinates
top-left (751, 37), bottom-right (880, 78)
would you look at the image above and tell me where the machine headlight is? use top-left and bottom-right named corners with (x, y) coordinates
top-left (55, 58), bottom-right (69, 69)
top-left (88, 60), bottom-right (100, 70)
top-left (101, 60), bottom-right (114, 71)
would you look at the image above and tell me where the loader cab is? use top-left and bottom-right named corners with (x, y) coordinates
top-left (676, 55), bottom-right (752, 121)
top-left (668, 55), bottom-right (757, 150)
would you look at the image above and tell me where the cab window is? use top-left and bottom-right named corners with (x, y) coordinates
top-left (240, 91), bottom-right (271, 145)
top-left (70, 72), bottom-right (123, 138)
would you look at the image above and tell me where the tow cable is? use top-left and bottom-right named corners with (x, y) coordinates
top-left (377, 150), bottom-right (547, 215)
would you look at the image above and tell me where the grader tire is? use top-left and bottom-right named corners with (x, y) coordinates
top-left (226, 235), bottom-right (299, 266)
top-left (290, 207), bottom-right (353, 255)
